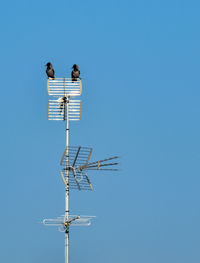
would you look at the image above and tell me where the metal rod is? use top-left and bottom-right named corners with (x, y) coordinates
top-left (84, 162), bottom-right (119, 169)
top-left (72, 147), bottom-right (81, 167)
top-left (83, 168), bottom-right (120, 171)
top-left (65, 98), bottom-right (69, 263)
top-left (86, 156), bottom-right (119, 166)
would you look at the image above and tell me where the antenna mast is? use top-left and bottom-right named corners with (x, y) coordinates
top-left (65, 97), bottom-right (69, 263)
top-left (43, 77), bottom-right (119, 263)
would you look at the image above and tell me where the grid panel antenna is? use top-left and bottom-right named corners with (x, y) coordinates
top-left (47, 78), bottom-right (82, 97)
top-left (48, 99), bottom-right (81, 121)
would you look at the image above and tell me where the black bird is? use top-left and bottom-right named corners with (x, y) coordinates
top-left (71, 64), bottom-right (80, 81)
top-left (46, 62), bottom-right (55, 79)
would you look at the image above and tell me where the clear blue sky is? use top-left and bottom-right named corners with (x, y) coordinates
top-left (1, 0), bottom-right (200, 262)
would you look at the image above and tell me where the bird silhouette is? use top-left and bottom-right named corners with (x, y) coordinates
top-left (46, 62), bottom-right (55, 79)
top-left (71, 64), bottom-right (80, 81)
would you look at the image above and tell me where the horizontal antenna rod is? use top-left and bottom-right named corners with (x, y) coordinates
top-left (86, 156), bottom-right (119, 166)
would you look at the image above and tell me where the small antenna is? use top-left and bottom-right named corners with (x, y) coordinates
top-left (43, 215), bottom-right (96, 232)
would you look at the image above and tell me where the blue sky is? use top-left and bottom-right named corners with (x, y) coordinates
top-left (1, 0), bottom-right (200, 262)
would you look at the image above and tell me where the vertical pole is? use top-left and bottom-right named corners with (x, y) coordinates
top-left (65, 98), bottom-right (69, 263)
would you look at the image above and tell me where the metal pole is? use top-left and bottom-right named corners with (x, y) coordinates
top-left (65, 98), bottom-right (69, 263)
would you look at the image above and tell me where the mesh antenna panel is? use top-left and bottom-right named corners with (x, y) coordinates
top-left (47, 77), bottom-right (82, 121)
top-left (48, 99), bottom-right (81, 121)
top-left (47, 78), bottom-right (82, 97)
top-left (60, 146), bottom-right (93, 190)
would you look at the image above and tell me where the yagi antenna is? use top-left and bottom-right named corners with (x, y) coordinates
top-left (43, 77), bottom-right (119, 263)
top-left (60, 146), bottom-right (119, 190)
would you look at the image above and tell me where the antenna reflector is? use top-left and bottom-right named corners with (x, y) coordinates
top-left (47, 99), bottom-right (81, 121)
top-left (47, 78), bottom-right (82, 97)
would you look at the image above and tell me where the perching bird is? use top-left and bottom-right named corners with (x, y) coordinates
top-left (46, 62), bottom-right (55, 79)
top-left (71, 64), bottom-right (80, 81)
